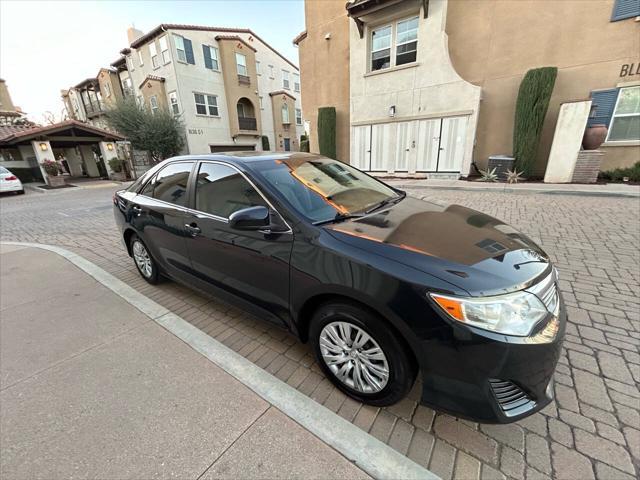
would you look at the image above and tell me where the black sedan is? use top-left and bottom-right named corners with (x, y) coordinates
top-left (113, 152), bottom-right (565, 423)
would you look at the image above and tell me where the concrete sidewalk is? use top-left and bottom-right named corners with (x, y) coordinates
top-left (0, 245), bottom-right (370, 479)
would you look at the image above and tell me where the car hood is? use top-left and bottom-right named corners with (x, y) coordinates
top-left (325, 197), bottom-right (551, 296)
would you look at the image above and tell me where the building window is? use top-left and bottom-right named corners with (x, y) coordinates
top-left (194, 93), bottom-right (219, 116)
top-left (169, 91), bottom-right (179, 115)
top-left (295, 108), bottom-right (302, 125)
top-left (127, 55), bottom-right (135, 71)
top-left (607, 86), bottom-right (640, 142)
top-left (395, 16), bottom-right (418, 66)
top-left (149, 95), bottom-right (159, 114)
top-left (259, 96), bottom-right (264, 110)
top-left (122, 76), bottom-right (133, 96)
top-left (611, 0), bottom-right (640, 21)
top-left (293, 73), bottom-right (300, 92)
top-left (159, 36), bottom-right (170, 64)
top-left (137, 50), bottom-right (144, 66)
top-left (236, 53), bottom-right (248, 76)
top-left (174, 35), bottom-right (194, 64)
top-left (282, 70), bottom-right (290, 89)
top-left (268, 64), bottom-right (275, 79)
top-left (256, 60), bottom-right (261, 75)
top-left (149, 42), bottom-right (159, 68)
top-left (281, 104), bottom-right (290, 124)
top-left (370, 16), bottom-right (419, 71)
top-left (203, 45), bottom-right (219, 70)
top-left (104, 83), bottom-right (111, 97)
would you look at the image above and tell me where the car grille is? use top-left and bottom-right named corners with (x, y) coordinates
top-left (489, 379), bottom-right (537, 417)
top-left (527, 269), bottom-right (560, 316)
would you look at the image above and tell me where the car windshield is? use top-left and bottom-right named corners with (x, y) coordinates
top-left (253, 155), bottom-right (400, 223)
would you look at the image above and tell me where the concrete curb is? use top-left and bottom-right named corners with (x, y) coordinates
top-left (1, 241), bottom-right (440, 480)
top-left (392, 184), bottom-right (640, 198)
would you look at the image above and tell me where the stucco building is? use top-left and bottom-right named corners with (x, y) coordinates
top-left (295, 0), bottom-right (640, 177)
top-left (64, 24), bottom-right (305, 155)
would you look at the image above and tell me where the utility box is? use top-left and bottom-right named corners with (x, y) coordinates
top-left (487, 155), bottom-right (515, 181)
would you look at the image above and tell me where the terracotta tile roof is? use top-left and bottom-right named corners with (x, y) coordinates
top-left (138, 75), bottom-right (166, 89)
top-left (268, 90), bottom-right (297, 101)
top-left (74, 77), bottom-right (98, 89)
top-left (129, 24), bottom-right (298, 70)
top-left (0, 120), bottom-right (124, 145)
top-left (215, 35), bottom-right (257, 52)
top-left (110, 56), bottom-right (126, 68)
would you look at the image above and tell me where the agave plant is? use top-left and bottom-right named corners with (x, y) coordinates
top-left (479, 167), bottom-right (498, 182)
top-left (505, 169), bottom-right (525, 184)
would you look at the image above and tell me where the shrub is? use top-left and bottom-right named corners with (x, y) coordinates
top-left (261, 135), bottom-right (270, 151)
top-left (108, 158), bottom-right (124, 173)
top-left (317, 107), bottom-right (337, 159)
top-left (599, 161), bottom-right (640, 182)
top-left (41, 159), bottom-right (61, 176)
top-left (513, 67), bottom-right (557, 176)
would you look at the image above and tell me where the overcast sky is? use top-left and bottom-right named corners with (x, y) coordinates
top-left (0, 0), bottom-right (304, 123)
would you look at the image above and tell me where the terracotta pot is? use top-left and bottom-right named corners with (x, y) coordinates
top-left (582, 124), bottom-right (608, 150)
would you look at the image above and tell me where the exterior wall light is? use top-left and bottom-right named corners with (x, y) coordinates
top-left (389, 105), bottom-right (396, 117)
top-left (106, 143), bottom-right (114, 151)
top-left (39, 142), bottom-right (48, 151)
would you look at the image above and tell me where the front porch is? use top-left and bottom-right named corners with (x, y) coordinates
top-left (0, 120), bottom-right (130, 186)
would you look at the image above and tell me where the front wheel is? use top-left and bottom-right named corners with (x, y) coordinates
top-left (309, 301), bottom-right (416, 406)
top-left (130, 235), bottom-right (160, 284)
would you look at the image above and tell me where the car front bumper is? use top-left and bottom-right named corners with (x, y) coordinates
top-left (418, 300), bottom-right (566, 424)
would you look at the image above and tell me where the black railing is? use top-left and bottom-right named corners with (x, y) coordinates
top-left (238, 116), bottom-right (257, 131)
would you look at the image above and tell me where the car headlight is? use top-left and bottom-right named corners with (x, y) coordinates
top-left (430, 290), bottom-right (549, 336)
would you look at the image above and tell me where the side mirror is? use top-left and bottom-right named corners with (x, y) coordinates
top-left (229, 206), bottom-right (270, 230)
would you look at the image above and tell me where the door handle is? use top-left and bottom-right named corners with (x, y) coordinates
top-left (131, 205), bottom-right (142, 215)
top-left (184, 223), bottom-right (201, 236)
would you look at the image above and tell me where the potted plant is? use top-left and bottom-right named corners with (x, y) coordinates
top-left (41, 159), bottom-right (65, 187)
top-left (108, 158), bottom-right (127, 181)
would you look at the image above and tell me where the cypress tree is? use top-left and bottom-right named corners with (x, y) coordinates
top-left (317, 107), bottom-right (337, 159)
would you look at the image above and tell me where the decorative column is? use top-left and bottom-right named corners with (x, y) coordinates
top-left (30, 140), bottom-right (54, 185)
top-left (78, 145), bottom-right (100, 177)
top-left (64, 147), bottom-right (84, 176)
top-left (98, 141), bottom-right (118, 178)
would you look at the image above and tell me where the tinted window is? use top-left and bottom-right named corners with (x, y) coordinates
top-left (150, 162), bottom-right (193, 206)
top-left (195, 163), bottom-right (267, 218)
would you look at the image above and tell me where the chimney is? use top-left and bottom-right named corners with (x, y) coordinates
top-left (127, 26), bottom-right (144, 44)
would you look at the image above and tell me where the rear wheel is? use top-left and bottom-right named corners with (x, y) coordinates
top-left (130, 235), bottom-right (160, 284)
top-left (309, 301), bottom-right (416, 406)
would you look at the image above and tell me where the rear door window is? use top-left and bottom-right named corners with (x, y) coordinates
top-left (142, 162), bottom-right (194, 207)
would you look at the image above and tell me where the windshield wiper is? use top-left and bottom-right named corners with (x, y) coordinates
top-left (364, 191), bottom-right (406, 214)
top-left (313, 212), bottom-right (365, 226)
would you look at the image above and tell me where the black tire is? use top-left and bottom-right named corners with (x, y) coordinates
top-left (309, 301), bottom-right (416, 406)
top-left (17, 189), bottom-right (24, 195)
top-left (129, 234), bottom-right (160, 284)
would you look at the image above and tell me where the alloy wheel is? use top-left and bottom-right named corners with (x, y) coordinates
top-left (132, 240), bottom-right (153, 278)
top-left (319, 321), bottom-right (389, 394)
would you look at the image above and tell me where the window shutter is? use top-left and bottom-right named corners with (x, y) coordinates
top-left (202, 45), bottom-right (212, 69)
top-left (184, 38), bottom-right (195, 65)
top-left (588, 89), bottom-right (619, 127)
top-left (611, 0), bottom-right (640, 21)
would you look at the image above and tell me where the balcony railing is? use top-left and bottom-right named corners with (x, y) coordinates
top-left (84, 101), bottom-right (105, 117)
top-left (238, 116), bottom-right (257, 131)
top-left (237, 74), bottom-right (250, 86)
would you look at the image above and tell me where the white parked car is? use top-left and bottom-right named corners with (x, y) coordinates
top-left (0, 166), bottom-right (24, 194)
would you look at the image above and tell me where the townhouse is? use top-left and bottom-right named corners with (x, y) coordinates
top-left (295, 0), bottom-right (640, 177)
top-left (63, 24), bottom-right (305, 155)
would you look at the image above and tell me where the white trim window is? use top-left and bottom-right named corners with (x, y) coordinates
top-left (256, 60), bottom-right (261, 75)
top-left (293, 73), bottom-right (300, 92)
top-left (259, 96), bottom-right (264, 110)
top-left (127, 55), bottom-right (135, 71)
top-left (282, 70), bottom-right (290, 89)
top-left (149, 95), bottom-right (159, 114)
top-left (370, 15), bottom-right (419, 71)
top-left (194, 93), bottom-right (219, 116)
top-left (159, 36), bottom-right (170, 64)
top-left (104, 83), bottom-right (111, 98)
top-left (295, 108), bottom-right (302, 125)
top-left (137, 50), bottom-right (144, 66)
top-left (281, 104), bottom-right (290, 124)
top-left (236, 53), bottom-right (247, 76)
top-left (204, 45), bottom-right (219, 70)
top-left (149, 42), bottom-right (159, 69)
top-left (607, 86), bottom-right (640, 142)
top-left (174, 35), bottom-right (187, 63)
top-left (269, 64), bottom-right (275, 79)
top-left (169, 91), bottom-right (179, 115)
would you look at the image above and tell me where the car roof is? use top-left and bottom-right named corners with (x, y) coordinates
top-left (167, 151), bottom-right (323, 169)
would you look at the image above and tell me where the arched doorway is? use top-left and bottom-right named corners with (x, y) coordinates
top-left (236, 98), bottom-right (257, 131)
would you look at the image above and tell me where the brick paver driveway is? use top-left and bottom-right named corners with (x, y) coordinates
top-left (1, 184), bottom-right (638, 480)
